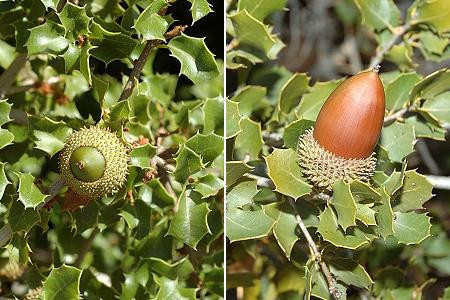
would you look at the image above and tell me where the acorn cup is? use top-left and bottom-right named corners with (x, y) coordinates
top-left (297, 68), bottom-right (385, 191)
top-left (58, 126), bottom-right (130, 198)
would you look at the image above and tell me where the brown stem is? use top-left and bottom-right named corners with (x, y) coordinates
top-left (383, 107), bottom-right (409, 124)
top-left (369, 23), bottom-right (411, 69)
top-left (0, 53), bottom-right (28, 98)
top-left (287, 197), bottom-right (341, 299)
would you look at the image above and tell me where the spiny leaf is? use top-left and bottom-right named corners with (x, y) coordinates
top-left (17, 173), bottom-right (47, 209)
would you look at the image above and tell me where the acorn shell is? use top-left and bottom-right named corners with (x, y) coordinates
top-left (59, 126), bottom-right (129, 198)
top-left (313, 70), bottom-right (385, 159)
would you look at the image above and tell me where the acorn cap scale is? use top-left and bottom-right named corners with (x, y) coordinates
top-left (297, 69), bottom-right (385, 190)
top-left (59, 126), bottom-right (129, 198)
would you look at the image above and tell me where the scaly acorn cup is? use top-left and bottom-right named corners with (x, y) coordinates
top-left (58, 126), bottom-right (129, 198)
top-left (297, 68), bottom-right (385, 190)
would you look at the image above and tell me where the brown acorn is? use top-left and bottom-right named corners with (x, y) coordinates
top-left (297, 68), bottom-right (385, 190)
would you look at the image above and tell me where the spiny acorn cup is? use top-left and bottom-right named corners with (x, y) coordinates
top-left (58, 126), bottom-right (129, 198)
top-left (297, 68), bottom-right (385, 190)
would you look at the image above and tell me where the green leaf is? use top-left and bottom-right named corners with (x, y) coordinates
top-left (33, 125), bottom-right (72, 157)
top-left (353, 0), bottom-right (400, 31)
top-left (0, 163), bottom-right (10, 199)
top-left (393, 170), bottom-right (433, 212)
top-left (226, 100), bottom-right (241, 138)
top-left (410, 68), bottom-right (450, 100)
top-left (134, 0), bottom-right (173, 41)
top-left (90, 21), bottom-right (138, 65)
top-left (373, 188), bottom-right (394, 239)
top-left (331, 181), bottom-right (357, 231)
top-left (203, 97), bottom-right (224, 135)
top-left (79, 41), bottom-right (93, 84)
top-left (229, 10), bottom-right (284, 60)
top-left (193, 174), bottom-right (224, 198)
top-left (147, 256), bottom-right (194, 280)
top-left (237, 0), bottom-right (287, 21)
top-left (40, 0), bottom-right (59, 10)
top-left (167, 191), bottom-right (211, 249)
top-left (8, 199), bottom-right (40, 233)
top-left (226, 206), bottom-right (275, 242)
top-left (317, 206), bottom-right (369, 249)
top-left (185, 132), bottom-right (224, 164)
top-left (25, 21), bottom-right (69, 55)
top-left (283, 118), bottom-right (315, 150)
top-left (0, 128), bottom-right (14, 150)
top-left (350, 180), bottom-right (382, 203)
top-left (420, 91), bottom-right (450, 124)
top-left (62, 43), bottom-right (81, 72)
top-left (265, 148), bottom-right (312, 199)
top-left (167, 33), bottom-right (220, 84)
top-left (234, 117), bottom-right (263, 160)
top-left (154, 277), bottom-right (197, 300)
top-left (130, 144), bottom-right (157, 169)
top-left (405, 115), bottom-right (446, 141)
top-left (296, 79), bottom-right (343, 121)
top-left (385, 72), bottom-right (421, 112)
top-left (0, 99), bottom-right (13, 126)
top-left (272, 202), bottom-right (298, 258)
top-left (356, 203), bottom-right (377, 226)
top-left (393, 211), bottom-right (431, 245)
top-left (43, 265), bottom-right (82, 300)
top-left (385, 43), bottom-right (414, 71)
top-left (412, 0), bottom-right (450, 35)
top-left (329, 258), bottom-right (373, 289)
top-left (187, 0), bottom-right (213, 24)
top-left (231, 85), bottom-right (267, 117)
top-left (279, 73), bottom-right (310, 114)
top-left (380, 121), bottom-right (415, 163)
top-left (226, 161), bottom-right (252, 188)
top-left (58, 2), bottom-right (91, 40)
top-left (173, 145), bottom-right (204, 183)
top-left (17, 173), bottom-right (47, 209)
top-left (226, 179), bottom-right (258, 209)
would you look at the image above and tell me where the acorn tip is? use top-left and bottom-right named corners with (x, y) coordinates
top-left (373, 65), bottom-right (381, 73)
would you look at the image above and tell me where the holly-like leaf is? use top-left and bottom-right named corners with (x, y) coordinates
top-left (154, 277), bottom-right (197, 300)
top-left (8, 199), bottom-right (40, 233)
top-left (405, 115), bottom-right (446, 141)
top-left (62, 43), bottom-right (81, 72)
top-left (393, 211), bottom-right (431, 245)
top-left (25, 21), bottom-right (69, 55)
top-left (79, 41), bottom-right (94, 84)
top-left (173, 145), bottom-right (204, 183)
top-left (317, 206), bottom-right (369, 249)
top-left (234, 117), bottom-right (263, 160)
top-left (272, 202), bottom-right (299, 258)
top-left (193, 174), bottom-right (224, 198)
top-left (33, 125), bottom-right (72, 157)
top-left (134, 0), bottom-right (173, 41)
top-left (130, 144), bottom-right (157, 169)
top-left (385, 44), bottom-right (414, 71)
top-left (353, 0), bottom-right (400, 31)
top-left (420, 91), bottom-right (450, 124)
top-left (58, 2), bottom-right (91, 40)
top-left (279, 73), bottom-right (310, 115)
top-left (0, 99), bottom-right (13, 126)
top-left (380, 121), bottom-right (415, 162)
top-left (90, 21), bottom-right (138, 65)
top-left (43, 265), bottom-right (82, 300)
top-left (231, 85), bottom-right (267, 117)
top-left (329, 258), bottom-right (373, 289)
top-left (146, 256), bottom-right (194, 280)
top-left (331, 181), bottom-right (357, 231)
top-left (0, 163), bottom-right (10, 199)
top-left (0, 128), bottom-right (14, 150)
top-left (296, 79), bottom-right (344, 121)
top-left (412, 0), bottom-right (450, 35)
top-left (203, 97), bottom-right (224, 135)
top-left (265, 148), bottom-right (312, 199)
top-left (167, 34), bottom-right (220, 84)
top-left (283, 118), bottom-right (315, 150)
top-left (226, 179), bottom-right (258, 209)
top-left (167, 191), bottom-right (211, 249)
top-left (226, 161), bottom-right (252, 187)
top-left (185, 132), bottom-right (224, 164)
top-left (385, 72), bottom-right (421, 112)
top-left (356, 203), bottom-right (377, 226)
top-left (228, 10), bottom-right (284, 60)
top-left (226, 206), bottom-right (275, 243)
top-left (350, 180), bottom-right (382, 203)
top-left (226, 100), bottom-right (241, 138)
top-left (392, 170), bottom-right (433, 212)
top-left (237, 0), bottom-right (287, 21)
top-left (373, 188), bottom-right (394, 239)
top-left (187, 0), bottom-right (213, 24)
top-left (40, 0), bottom-right (59, 10)
top-left (17, 173), bottom-right (47, 209)
top-left (410, 68), bottom-right (450, 100)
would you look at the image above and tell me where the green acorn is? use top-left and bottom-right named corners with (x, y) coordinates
top-left (59, 126), bottom-right (129, 198)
